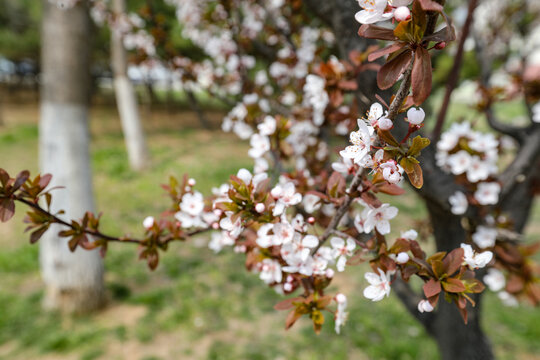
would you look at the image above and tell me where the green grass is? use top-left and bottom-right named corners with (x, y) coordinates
top-left (0, 103), bottom-right (538, 360)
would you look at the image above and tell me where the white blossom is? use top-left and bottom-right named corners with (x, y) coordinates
top-left (472, 226), bottom-right (497, 248)
top-left (363, 204), bottom-right (398, 235)
top-left (449, 191), bottom-right (468, 215)
top-left (331, 237), bottom-right (356, 272)
top-left (474, 182), bottom-right (501, 205)
top-left (484, 268), bottom-right (505, 292)
top-left (417, 299), bottom-right (434, 313)
top-left (461, 243), bottom-right (493, 269)
top-left (363, 268), bottom-right (391, 301)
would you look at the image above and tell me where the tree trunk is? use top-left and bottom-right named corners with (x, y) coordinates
top-left (425, 202), bottom-right (494, 360)
top-left (111, 0), bottom-right (150, 171)
top-left (39, 0), bottom-right (105, 313)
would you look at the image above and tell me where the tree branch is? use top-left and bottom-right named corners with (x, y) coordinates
top-left (431, 0), bottom-right (478, 141)
top-left (314, 60), bottom-right (415, 252)
top-left (392, 276), bottom-right (434, 330)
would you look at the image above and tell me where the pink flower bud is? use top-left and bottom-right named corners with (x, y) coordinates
top-left (377, 117), bottom-right (393, 130)
top-left (212, 222), bottom-right (220, 229)
top-left (188, 178), bottom-right (196, 186)
top-left (184, 186), bottom-right (191, 192)
top-left (283, 283), bottom-right (293, 292)
top-left (308, 216), bottom-right (316, 224)
top-left (213, 209), bottom-right (223, 216)
top-left (394, 6), bottom-right (411, 22)
top-left (435, 41), bottom-right (447, 50)
top-left (326, 268), bottom-right (335, 279)
top-left (335, 293), bottom-right (347, 304)
top-left (396, 252), bottom-right (410, 264)
top-left (255, 203), bottom-right (266, 213)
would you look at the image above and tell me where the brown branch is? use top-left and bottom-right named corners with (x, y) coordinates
top-left (313, 62), bottom-right (415, 253)
top-left (392, 276), bottom-right (434, 330)
top-left (498, 126), bottom-right (540, 202)
top-left (473, 31), bottom-right (528, 145)
top-left (13, 195), bottom-right (211, 246)
top-left (432, 0), bottom-right (478, 141)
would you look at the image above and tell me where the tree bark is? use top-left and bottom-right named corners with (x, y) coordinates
top-left (111, 0), bottom-right (150, 171)
top-left (425, 202), bottom-right (494, 360)
top-left (39, 0), bottom-right (105, 313)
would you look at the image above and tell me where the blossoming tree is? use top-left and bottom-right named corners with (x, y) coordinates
top-left (3, 0), bottom-right (540, 359)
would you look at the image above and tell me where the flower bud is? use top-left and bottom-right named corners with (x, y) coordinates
top-left (335, 293), bottom-right (347, 304)
top-left (435, 41), bottom-right (447, 50)
top-left (308, 216), bottom-right (316, 224)
top-left (394, 6), bottom-right (411, 22)
top-left (326, 268), bottom-right (335, 279)
top-left (255, 203), bottom-right (266, 213)
top-left (407, 107), bottom-right (425, 125)
top-left (377, 117), bottom-right (393, 130)
top-left (417, 299), bottom-right (434, 313)
top-left (396, 252), bottom-right (410, 264)
top-left (188, 178), bottom-right (196, 186)
top-left (212, 222), bottom-right (220, 229)
top-left (283, 283), bottom-right (293, 292)
top-left (143, 216), bottom-right (155, 229)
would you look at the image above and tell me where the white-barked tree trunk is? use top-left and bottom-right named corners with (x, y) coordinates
top-left (39, 0), bottom-right (105, 313)
top-left (111, 0), bottom-right (149, 171)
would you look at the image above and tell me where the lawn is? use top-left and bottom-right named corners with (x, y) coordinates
top-left (0, 96), bottom-right (539, 360)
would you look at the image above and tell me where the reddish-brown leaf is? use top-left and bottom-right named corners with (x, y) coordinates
top-left (274, 297), bottom-right (298, 311)
top-left (30, 226), bottom-right (48, 244)
top-left (377, 49), bottom-right (413, 90)
top-left (285, 309), bottom-right (303, 330)
top-left (411, 47), bottom-right (432, 105)
top-left (410, 240), bottom-right (425, 259)
top-left (457, 305), bottom-right (468, 324)
top-left (361, 192), bottom-right (382, 208)
top-left (39, 173), bottom-right (53, 190)
top-left (442, 247), bottom-right (464, 276)
top-left (418, 0), bottom-right (444, 12)
top-left (358, 24), bottom-right (397, 41)
top-left (423, 279), bottom-right (442, 298)
top-left (0, 198), bottom-right (15, 222)
top-left (0, 168), bottom-right (9, 188)
top-left (424, 26), bottom-right (455, 43)
top-left (13, 170), bottom-right (30, 191)
top-left (368, 43), bottom-right (405, 62)
top-left (377, 183), bottom-right (406, 196)
top-left (442, 278), bottom-right (467, 293)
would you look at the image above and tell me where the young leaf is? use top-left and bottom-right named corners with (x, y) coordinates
top-left (30, 226), bottom-right (49, 244)
top-left (407, 136), bottom-right (431, 157)
top-left (0, 198), bottom-right (15, 222)
top-left (368, 43), bottom-right (405, 62)
top-left (377, 49), bottom-right (413, 90)
top-left (411, 47), bottom-right (432, 105)
top-left (442, 278), bottom-right (467, 293)
top-left (423, 279), bottom-right (442, 298)
top-left (358, 24), bottom-right (397, 41)
top-left (442, 247), bottom-right (465, 276)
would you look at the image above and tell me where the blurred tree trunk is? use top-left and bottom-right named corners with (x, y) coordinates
top-left (111, 0), bottom-right (150, 171)
top-left (39, 0), bottom-right (105, 313)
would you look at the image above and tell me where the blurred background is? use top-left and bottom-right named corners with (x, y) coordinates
top-left (0, 0), bottom-right (539, 359)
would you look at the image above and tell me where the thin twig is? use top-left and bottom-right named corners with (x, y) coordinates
top-left (432, 0), bottom-right (478, 142)
top-left (313, 63), bottom-right (415, 253)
